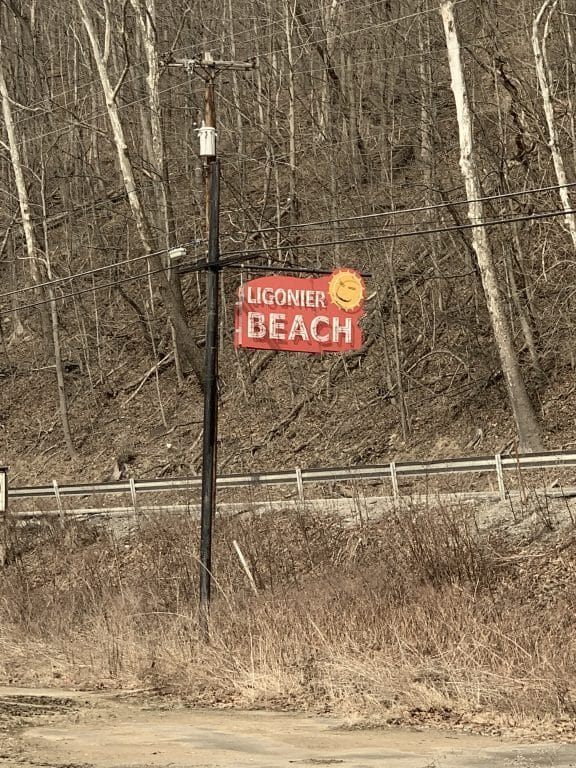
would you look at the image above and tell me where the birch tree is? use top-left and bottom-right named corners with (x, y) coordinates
top-left (532, 0), bottom-right (576, 251)
top-left (130, 0), bottom-right (188, 384)
top-left (440, 0), bottom-right (542, 452)
top-left (0, 40), bottom-right (77, 458)
top-left (76, 0), bottom-right (204, 386)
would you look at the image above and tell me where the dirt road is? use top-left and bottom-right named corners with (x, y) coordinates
top-left (2, 687), bottom-right (576, 768)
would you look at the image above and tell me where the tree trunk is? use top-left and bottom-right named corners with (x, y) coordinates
top-left (0, 44), bottom-right (77, 458)
top-left (130, 0), bottom-right (187, 385)
top-left (40, 162), bottom-right (78, 459)
top-left (532, 0), bottom-right (576, 251)
top-left (284, 0), bottom-right (298, 220)
top-left (0, 42), bottom-right (49, 339)
top-left (418, 4), bottom-right (444, 313)
top-left (77, 0), bottom-right (204, 387)
top-left (440, 0), bottom-right (542, 452)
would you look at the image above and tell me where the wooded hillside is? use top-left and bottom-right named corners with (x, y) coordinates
top-left (1, 0), bottom-right (575, 483)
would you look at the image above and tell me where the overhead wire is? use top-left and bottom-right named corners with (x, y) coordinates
top-left (2, 78), bottom-right (192, 149)
top-left (251, 0), bottom-right (470, 62)
top-left (4, 0), bottom-right (393, 125)
top-left (4, 203), bottom-right (576, 315)
top-left (2, 183), bottom-right (574, 308)
top-left (0, 3), bottom-right (461, 242)
top-left (4, 0), bottom-right (463, 146)
top-left (0, 165), bottom-right (202, 257)
top-left (188, 205), bottom-right (576, 270)
top-left (0, 238), bottom-right (204, 302)
top-left (0, 0), bottom-right (478, 266)
top-left (3, 263), bottom-right (169, 315)
top-left (1, 0), bottom-right (566, 313)
top-left (4, 0), bottom-right (428, 126)
top-left (236, 181), bottom-right (576, 235)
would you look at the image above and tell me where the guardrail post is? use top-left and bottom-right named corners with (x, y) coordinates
top-left (495, 454), bottom-right (506, 501)
top-left (0, 468), bottom-right (7, 567)
top-left (295, 466), bottom-right (305, 501)
top-left (52, 480), bottom-right (64, 521)
top-left (129, 478), bottom-right (138, 515)
top-left (390, 462), bottom-right (399, 501)
top-left (515, 452), bottom-right (527, 505)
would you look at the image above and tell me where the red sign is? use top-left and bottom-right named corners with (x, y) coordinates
top-left (234, 269), bottom-right (366, 353)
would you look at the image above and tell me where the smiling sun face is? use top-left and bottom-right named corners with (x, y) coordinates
top-left (328, 270), bottom-right (365, 312)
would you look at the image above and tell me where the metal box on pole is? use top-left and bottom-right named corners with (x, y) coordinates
top-left (198, 123), bottom-right (217, 159)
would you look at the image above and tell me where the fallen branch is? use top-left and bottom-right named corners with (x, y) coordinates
top-left (250, 350), bottom-right (277, 383)
top-left (232, 539), bottom-right (259, 595)
top-left (266, 397), bottom-right (309, 440)
top-left (121, 352), bottom-right (174, 407)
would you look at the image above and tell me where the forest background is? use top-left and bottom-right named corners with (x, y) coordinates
top-left (3, 0), bottom-right (576, 732)
top-left (1, 0), bottom-right (576, 483)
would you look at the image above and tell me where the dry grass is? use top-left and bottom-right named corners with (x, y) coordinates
top-left (1, 500), bottom-right (576, 733)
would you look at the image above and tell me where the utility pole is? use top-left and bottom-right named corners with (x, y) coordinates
top-left (198, 64), bottom-right (219, 641)
top-left (168, 52), bottom-right (254, 639)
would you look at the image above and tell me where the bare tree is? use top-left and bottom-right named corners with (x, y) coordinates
top-left (440, 0), bottom-right (542, 452)
top-left (130, 0), bottom-right (188, 385)
top-left (76, 0), bottom-right (204, 386)
top-left (0, 39), bottom-right (77, 458)
top-left (532, 0), bottom-right (576, 251)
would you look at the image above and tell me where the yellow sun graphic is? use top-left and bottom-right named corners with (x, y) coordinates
top-left (328, 270), bottom-right (365, 312)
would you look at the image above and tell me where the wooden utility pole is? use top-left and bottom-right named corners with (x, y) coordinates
top-left (199, 67), bottom-right (219, 641)
top-left (168, 53), bottom-right (254, 639)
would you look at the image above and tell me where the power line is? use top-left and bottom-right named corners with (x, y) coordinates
top-left (3, 78), bottom-right (191, 150)
top-left (6, 0), bottom-right (431, 132)
top-left (5, 203), bottom-right (575, 314)
top-left (5, 0), bottom-right (347, 109)
top-left (3, 0), bottom-right (468, 155)
top-left (0, 239), bottom-right (204, 302)
top-left (0, 0), bottom-right (471, 256)
top-left (238, 181), bottom-right (576, 236)
top-left (255, 0), bottom-right (470, 62)
top-left (5, 263), bottom-right (168, 315)
top-left (301, 33), bottom-right (497, 77)
top-left (0, 165), bottom-right (205, 250)
top-left (188, 205), bottom-right (576, 271)
top-left (4, 174), bottom-right (572, 306)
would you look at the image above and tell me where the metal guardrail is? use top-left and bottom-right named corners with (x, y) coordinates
top-left (6, 450), bottom-right (576, 507)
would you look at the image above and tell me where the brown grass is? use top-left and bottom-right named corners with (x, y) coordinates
top-left (1, 500), bottom-right (576, 733)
